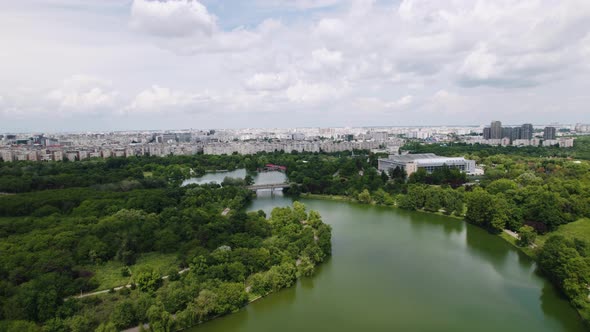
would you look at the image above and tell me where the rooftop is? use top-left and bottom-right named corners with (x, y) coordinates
top-left (381, 153), bottom-right (468, 163)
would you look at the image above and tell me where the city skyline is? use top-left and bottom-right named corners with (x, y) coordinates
top-left (2, 0), bottom-right (590, 132)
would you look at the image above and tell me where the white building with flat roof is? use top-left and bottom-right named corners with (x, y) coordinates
top-left (378, 153), bottom-right (476, 176)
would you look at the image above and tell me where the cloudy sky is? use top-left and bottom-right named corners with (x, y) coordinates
top-left (1, 0), bottom-right (589, 131)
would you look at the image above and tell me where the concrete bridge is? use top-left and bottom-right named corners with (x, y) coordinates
top-left (247, 183), bottom-right (291, 192)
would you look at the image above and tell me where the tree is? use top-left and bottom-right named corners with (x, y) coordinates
top-left (42, 318), bottom-right (67, 332)
top-left (424, 187), bottom-right (442, 212)
top-left (486, 179), bottom-right (518, 195)
top-left (110, 299), bottom-right (137, 330)
top-left (249, 273), bottom-right (270, 295)
top-left (158, 281), bottom-right (190, 314)
top-left (135, 270), bottom-right (162, 293)
top-left (388, 166), bottom-right (406, 181)
top-left (465, 188), bottom-right (495, 230)
top-left (66, 315), bottom-right (93, 332)
top-left (517, 226), bottom-right (536, 247)
top-left (214, 283), bottom-right (248, 314)
top-left (195, 290), bottom-right (219, 320)
top-left (297, 256), bottom-right (315, 277)
top-left (174, 303), bottom-right (198, 330)
top-left (357, 189), bottom-right (372, 204)
top-left (147, 304), bottom-right (174, 332)
top-left (244, 175), bottom-right (255, 186)
top-left (95, 322), bottom-right (117, 332)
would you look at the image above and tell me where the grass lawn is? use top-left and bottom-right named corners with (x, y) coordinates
top-left (536, 218), bottom-right (590, 247)
top-left (88, 252), bottom-right (180, 290)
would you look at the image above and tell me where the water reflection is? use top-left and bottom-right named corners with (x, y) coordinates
top-left (183, 169), bottom-right (287, 186)
top-left (406, 210), bottom-right (463, 235)
top-left (465, 225), bottom-right (511, 267)
top-left (540, 282), bottom-right (584, 330)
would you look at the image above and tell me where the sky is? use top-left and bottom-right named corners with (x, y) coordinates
top-left (1, 0), bottom-right (589, 132)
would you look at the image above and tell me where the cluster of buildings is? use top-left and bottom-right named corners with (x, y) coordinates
top-left (0, 129), bottom-right (404, 162)
top-left (469, 121), bottom-right (575, 148)
top-left (203, 140), bottom-right (385, 155)
top-left (0, 122), bottom-right (584, 162)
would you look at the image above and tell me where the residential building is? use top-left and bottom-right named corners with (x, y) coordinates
top-left (543, 127), bottom-right (556, 140)
top-left (483, 127), bottom-right (491, 140)
top-left (521, 123), bottom-right (533, 140)
top-left (491, 121), bottom-right (502, 139)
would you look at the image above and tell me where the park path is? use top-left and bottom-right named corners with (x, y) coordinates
top-left (503, 229), bottom-right (537, 248)
top-left (71, 268), bottom-right (190, 299)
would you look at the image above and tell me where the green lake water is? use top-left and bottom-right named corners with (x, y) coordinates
top-left (185, 172), bottom-right (584, 332)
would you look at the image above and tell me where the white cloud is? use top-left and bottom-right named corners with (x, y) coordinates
top-left (355, 95), bottom-right (413, 111)
top-left (46, 75), bottom-right (118, 114)
top-left (125, 85), bottom-right (215, 113)
top-left (129, 0), bottom-right (264, 54)
top-left (130, 0), bottom-right (216, 38)
top-left (286, 81), bottom-right (347, 103)
top-left (2, 0), bottom-right (590, 130)
top-left (257, 0), bottom-right (342, 10)
top-left (311, 48), bottom-right (343, 69)
top-left (245, 72), bottom-right (291, 91)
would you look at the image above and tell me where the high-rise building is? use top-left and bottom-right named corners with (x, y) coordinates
top-left (543, 127), bottom-right (556, 140)
top-left (483, 127), bottom-right (491, 140)
top-left (491, 121), bottom-right (502, 139)
top-left (510, 127), bottom-right (521, 142)
top-left (502, 127), bottom-right (513, 140)
top-left (521, 123), bottom-right (533, 140)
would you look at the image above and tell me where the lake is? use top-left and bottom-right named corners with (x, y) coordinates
top-left (184, 172), bottom-right (584, 332)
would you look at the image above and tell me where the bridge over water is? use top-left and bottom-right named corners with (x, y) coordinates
top-left (246, 183), bottom-right (291, 192)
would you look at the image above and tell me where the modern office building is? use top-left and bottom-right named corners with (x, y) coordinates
top-left (378, 153), bottom-right (476, 176)
top-left (543, 127), bottom-right (556, 140)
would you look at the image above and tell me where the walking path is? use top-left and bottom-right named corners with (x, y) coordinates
top-left (72, 268), bottom-right (190, 299)
top-left (503, 229), bottom-right (537, 248)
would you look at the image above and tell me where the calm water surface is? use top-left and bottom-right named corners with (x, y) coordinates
top-left (182, 169), bottom-right (287, 186)
top-left (186, 172), bottom-right (584, 332)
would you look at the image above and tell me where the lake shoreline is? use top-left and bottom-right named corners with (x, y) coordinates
top-left (300, 192), bottom-right (537, 258)
top-left (299, 192), bottom-right (590, 326)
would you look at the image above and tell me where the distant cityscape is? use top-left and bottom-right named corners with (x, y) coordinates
top-left (477, 121), bottom-right (574, 148)
top-left (0, 122), bottom-right (588, 162)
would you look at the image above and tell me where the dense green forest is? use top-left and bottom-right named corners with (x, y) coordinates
top-left (1, 140), bottom-right (590, 328)
top-left (0, 174), bottom-right (331, 331)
